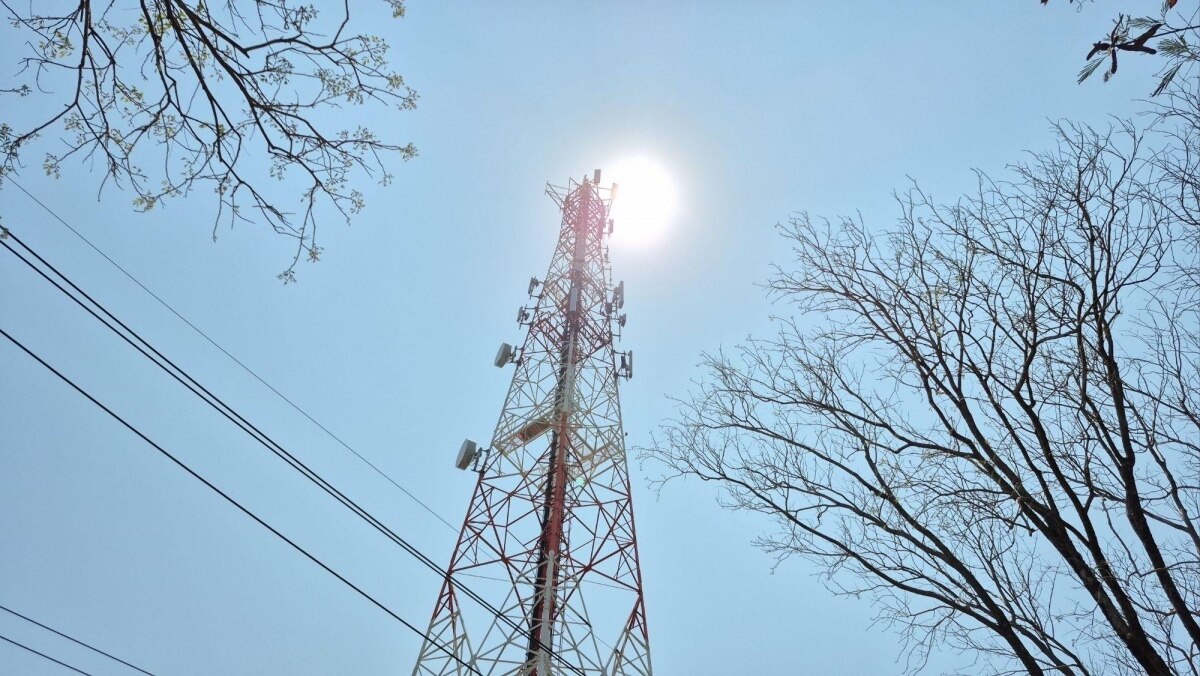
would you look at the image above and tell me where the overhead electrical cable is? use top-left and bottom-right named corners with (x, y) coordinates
top-left (0, 604), bottom-right (155, 675)
top-left (0, 327), bottom-right (480, 675)
top-left (5, 177), bottom-right (457, 532)
top-left (0, 232), bottom-right (588, 676)
top-left (0, 632), bottom-right (92, 676)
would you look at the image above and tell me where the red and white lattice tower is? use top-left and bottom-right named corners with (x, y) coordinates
top-left (412, 172), bottom-right (651, 676)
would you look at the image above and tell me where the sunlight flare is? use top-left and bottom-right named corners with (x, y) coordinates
top-left (605, 156), bottom-right (679, 247)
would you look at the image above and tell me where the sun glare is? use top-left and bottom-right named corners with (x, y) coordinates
top-left (605, 157), bottom-right (679, 247)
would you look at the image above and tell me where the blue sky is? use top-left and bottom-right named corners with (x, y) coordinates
top-left (0, 2), bottom-right (1158, 674)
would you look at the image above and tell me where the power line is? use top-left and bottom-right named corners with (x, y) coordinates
top-left (0, 632), bottom-right (92, 676)
top-left (0, 604), bottom-right (154, 675)
top-left (5, 177), bottom-right (457, 532)
top-left (0, 327), bottom-right (480, 675)
top-left (0, 232), bottom-right (587, 675)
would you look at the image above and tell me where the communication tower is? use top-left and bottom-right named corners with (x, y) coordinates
top-left (412, 171), bottom-right (651, 675)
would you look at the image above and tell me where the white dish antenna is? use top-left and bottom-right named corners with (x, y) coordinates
top-left (455, 439), bottom-right (479, 470)
top-left (494, 342), bottom-right (514, 367)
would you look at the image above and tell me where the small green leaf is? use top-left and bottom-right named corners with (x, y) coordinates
top-left (1078, 57), bottom-right (1105, 84)
top-left (1158, 36), bottom-right (1188, 57)
top-left (1152, 62), bottom-right (1183, 96)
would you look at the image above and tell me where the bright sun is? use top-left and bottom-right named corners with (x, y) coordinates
top-left (605, 157), bottom-right (679, 247)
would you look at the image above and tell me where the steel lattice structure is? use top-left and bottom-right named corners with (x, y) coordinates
top-left (412, 172), bottom-right (652, 676)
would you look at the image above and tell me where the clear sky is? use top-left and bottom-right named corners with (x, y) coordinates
top-left (0, 2), bottom-right (1157, 674)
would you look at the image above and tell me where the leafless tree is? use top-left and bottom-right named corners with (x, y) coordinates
top-left (0, 1), bottom-right (417, 280)
top-left (647, 120), bottom-right (1200, 674)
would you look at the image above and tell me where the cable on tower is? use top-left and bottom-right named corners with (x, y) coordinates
top-left (0, 327), bottom-right (480, 675)
top-left (0, 232), bottom-right (589, 676)
top-left (0, 604), bottom-right (155, 675)
top-left (0, 632), bottom-right (93, 676)
top-left (4, 177), bottom-right (458, 533)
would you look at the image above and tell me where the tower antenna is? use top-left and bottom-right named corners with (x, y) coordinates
top-left (413, 172), bottom-right (652, 675)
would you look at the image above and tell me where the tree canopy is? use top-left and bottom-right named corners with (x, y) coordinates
top-left (648, 9), bottom-right (1200, 670)
top-left (0, 1), bottom-right (416, 280)
top-left (649, 115), bottom-right (1200, 673)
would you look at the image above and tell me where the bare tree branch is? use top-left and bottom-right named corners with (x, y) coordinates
top-left (647, 119), bottom-right (1200, 674)
top-left (0, 0), bottom-right (416, 281)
